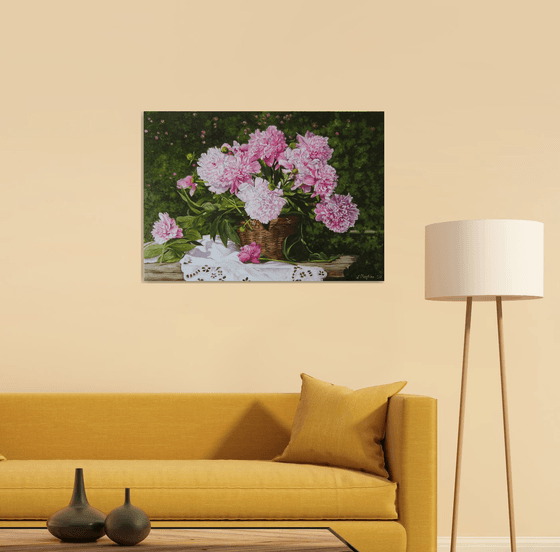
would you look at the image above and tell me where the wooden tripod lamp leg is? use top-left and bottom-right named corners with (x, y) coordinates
top-left (496, 296), bottom-right (517, 552)
top-left (450, 296), bottom-right (473, 552)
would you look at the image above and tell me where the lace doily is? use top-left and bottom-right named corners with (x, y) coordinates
top-left (178, 236), bottom-right (327, 282)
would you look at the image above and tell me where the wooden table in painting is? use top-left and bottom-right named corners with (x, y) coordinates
top-left (143, 256), bottom-right (358, 281)
top-left (0, 528), bottom-right (357, 551)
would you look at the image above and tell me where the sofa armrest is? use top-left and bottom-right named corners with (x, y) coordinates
top-left (384, 394), bottom-right (437, 552)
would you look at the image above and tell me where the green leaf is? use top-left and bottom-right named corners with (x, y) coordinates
top-left (144, 244), bottom-right (164, 258)
top-left (223, 219), bottom-right (240, 245)
top-left (176, 215), bottom-right (198, 230)
top-left (209, 219), bottom-right (219, 242)
top-left (178, 189), bottom-right (203, 215)
top-left (282, 234), bottom-right (300, 261)
top-left (161, 249), bottom-right (182, 263)
top-left (168, 242), bottom-right (198, 255)
top-left (182, 229), bottom-right (202, 242)
top-left (218, 219), bottom-right (229, 247)
top-left (201, 202), bottom-right (219, 212)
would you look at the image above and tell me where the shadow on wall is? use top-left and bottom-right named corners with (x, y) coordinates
top-left (209, 402), bottom-right (292, 460)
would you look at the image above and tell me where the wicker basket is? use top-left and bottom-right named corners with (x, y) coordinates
top-left (237, 216), bottom-right (298, 260)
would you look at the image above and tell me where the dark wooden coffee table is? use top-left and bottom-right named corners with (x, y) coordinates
top-left (0, 527), bottom-right (357, 551)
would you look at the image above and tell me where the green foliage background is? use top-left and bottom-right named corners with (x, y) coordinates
top-left (144, 111), bottom-right (384, 280)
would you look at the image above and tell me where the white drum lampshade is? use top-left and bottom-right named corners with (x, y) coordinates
top-left (425, 219), bottom-right (544, 301)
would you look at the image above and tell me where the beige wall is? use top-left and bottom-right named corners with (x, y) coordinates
top-left (1, 0), bottom-right (559, 538)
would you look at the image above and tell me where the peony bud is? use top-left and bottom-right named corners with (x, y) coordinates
top-left (291, 168), bottom-right (299, 175)
top-left (289, 142), bottom-right (297, 149)
top-left (221, 146), bottom-right (229, 153)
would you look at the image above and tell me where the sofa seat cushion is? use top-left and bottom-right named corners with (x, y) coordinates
top-left (0, 460), bottom-right (398, 521)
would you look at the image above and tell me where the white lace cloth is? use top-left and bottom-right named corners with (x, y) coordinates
top-left (175, 236), bottom-right (327, 282)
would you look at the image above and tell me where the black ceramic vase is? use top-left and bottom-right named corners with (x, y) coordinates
top-left (105, 488), bottom-right (151, 546)
top-left (47, 468), bottom-right (106, 542)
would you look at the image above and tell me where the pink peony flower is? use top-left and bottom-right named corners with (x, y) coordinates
top-left (248, 125), bottom-right (287, 167)
top-left (314, 194), bottom-right (359, 233)
top-left (239, 242), bottom-right (261, 264)
top-left (197, 147), bottom-right (231, 194)
top-left (227, 140), bottom-right (252, 157)
top-left (237, 177), bottom-right (287, 224)
top-left (296, 131), bottom-right (333, 162)
top-left (277, 145), bottom-right (310, 174)
top-left (151, 212), bottom-right (183, 244)
top-left (279, 149), bottom-right (322, 193)
top-left (279, 140), bottom-right (338, 199)
top-left (304, 163), bottom-right (339, 200)
top-left (223, 152), bottom-right (261, 194)
top-left (177, 175), bottom-right (196, 196)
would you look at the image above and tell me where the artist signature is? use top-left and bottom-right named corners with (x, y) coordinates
top-left (355, 274), bottom-right (381, 280)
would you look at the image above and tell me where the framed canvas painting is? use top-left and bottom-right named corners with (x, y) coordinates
top-left (143, 111), bottom-right (384, 282)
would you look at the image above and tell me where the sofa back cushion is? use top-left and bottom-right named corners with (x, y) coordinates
top-left (0, 393), bottom-right (299, 460)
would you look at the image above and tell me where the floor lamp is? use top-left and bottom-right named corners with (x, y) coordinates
top-left (425, 219), bottom-right (544, 552)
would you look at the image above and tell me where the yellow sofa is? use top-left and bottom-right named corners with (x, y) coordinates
top-left (0, 392), bottom-right (436, 552)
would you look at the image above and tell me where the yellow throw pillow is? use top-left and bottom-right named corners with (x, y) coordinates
top-left (273, 373), bottom-right (406, 478)
top-left (0, 455), bottom-right (6, 461)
